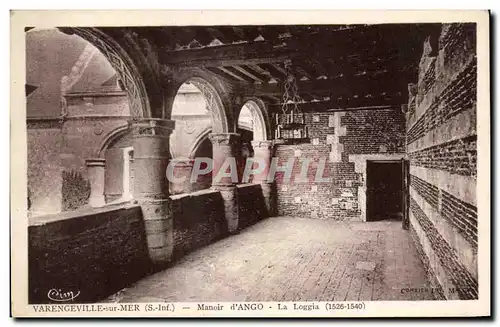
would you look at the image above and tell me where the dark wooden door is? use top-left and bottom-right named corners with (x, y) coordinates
top-left (366, 161), bottom-right (404, 221)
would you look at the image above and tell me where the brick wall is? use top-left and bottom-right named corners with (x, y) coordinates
top-left (171, 189), bottom-right (227, 259)
top-left (237, 184), bottom-right (268, 229)
top-left (409, 135), bottom-right (477, 176)
top-left (29, 186), bottom-right (270, 304)
top-left (407, 23), bottom-right (478, 300)
top-left (28, 205), bottom-right (151, 304)
top-left (275, 108), bottom-right (406, 221)
top-left (171, 184), bottom-right (270, 258)
top-left (342, 109), bottom-right (406, 155)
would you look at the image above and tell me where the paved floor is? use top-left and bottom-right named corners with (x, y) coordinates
top-left (105, 217), bottom-right (436, 302)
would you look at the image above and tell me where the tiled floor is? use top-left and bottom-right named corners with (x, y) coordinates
top-left (105, 217), bottom-right (436, 302)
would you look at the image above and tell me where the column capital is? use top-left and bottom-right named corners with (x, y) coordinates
top-left (128, 118), bottom-right (176, 137)
top-left (251, 140), bottom-right (274, 149)
top-left (211, 184), bottom-right (238, 191)
top-left (170, 157), bottom-right (195, 167)
top-left (209, 132), bottom-right (240, 146)
top-left (85, 158), bottom-right (106, 167)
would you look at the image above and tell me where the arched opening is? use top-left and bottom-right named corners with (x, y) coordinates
top-left (26, 27), bottom-right (143, 216)
top-left (190, 137), bottom-right (213, 192)
top-left (170, 82), bottom-right (211, 159)
top-left (165, 71), bottom-right (232, 133)
top-left (237, 104), bottom-right (255, 182)
top-left (235, 99), bottom-right (271, 183)
top-left (241, 99), bottom-right (270, 142)
top-left (101, 131), bottom-right (135, 204)
top-left (169, 81), bottom-right (216, 194)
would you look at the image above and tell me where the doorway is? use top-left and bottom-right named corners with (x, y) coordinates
top-left (366, 160), bottom-right (404, 221)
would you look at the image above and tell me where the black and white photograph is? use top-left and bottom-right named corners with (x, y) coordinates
top-left (10, 10), bottom-right (490, 318)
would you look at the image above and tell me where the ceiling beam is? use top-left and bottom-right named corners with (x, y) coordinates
top-left (261, 94), bottom-right (281, 104)
top-left (231, 65), bottom-right (268, 83)
top-left (160, 24), bottom-right (431, 68)
top-left (206, 67), bottom-right (242, 82)
top-left (315, 104), bottom-right (402, 113)
top-left (219, 66), bottom-right (256, 83)
top-left (258, 63), bottom-right (287, 81)
top-left (271, 62), bottom-right (287, 75)
top-left (268, 95), bottom-right (405, 113)
top-left (295, 64), bottom-right (313, 80)
top-left (301, 93), bottom-right (314, 102)
top-left (251, 73), bottom-right (408, 97)
top-left (162, 40), bottom-right (293, 67)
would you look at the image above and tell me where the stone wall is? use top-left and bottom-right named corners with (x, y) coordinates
top-left (275, 108), bottom-right (406, 221)
top-left (27, 99), bottom-right (215, 215)
top-left (406, 23), bottom-right (478, 300)
top-left (170, 115), bottom-right (211, 159)
top-left (28, 205), bottom-right (151, 304)
top-left (27, 123), bottom-right (64, 215)
top-left (27, 115), bottom-right (129, 216)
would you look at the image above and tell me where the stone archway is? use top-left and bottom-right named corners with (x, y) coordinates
top-left (188, 127), bottom-right (212, 160)
top-left (240, 98), bottom-right (272, 142)
top-left (165, 68), bottom-right (233, 134)
top-left (96, 125), bottom-right (130, 159)
top-left (189, 78), bottom-right (229, 133)
top-left (238, 98), bottom-right (276, 216)
top-left (58, 27), bottom-right (157, 118)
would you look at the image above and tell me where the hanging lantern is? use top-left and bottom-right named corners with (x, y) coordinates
top-left (275, 60), bottom-right (309, 143)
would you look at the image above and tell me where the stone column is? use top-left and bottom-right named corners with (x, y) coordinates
top-left (130, 118), bottom-right (175, 265)
top-left (209, 133), bottom-right (241, 234)
top-left (85, 158), bottom-right (106, 207)
top-left (251, 140), bottom-right (277, 217)
top-left (169, 157), bottom-right (194, 195)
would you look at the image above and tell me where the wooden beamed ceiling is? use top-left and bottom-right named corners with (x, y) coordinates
top-left (114, 24), bottom-right (441, 111)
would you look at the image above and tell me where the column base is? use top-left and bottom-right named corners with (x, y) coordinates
top-left (88, 197), bottom-right (106, 208)
top-left (139, 198), bottom-right (173, 265)
top-left (260, 182), bottom-right (277, 217)
top-left (169, 158), bottom-right (194, 195)
top-left (212, 185), bottom-right (239, 234)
